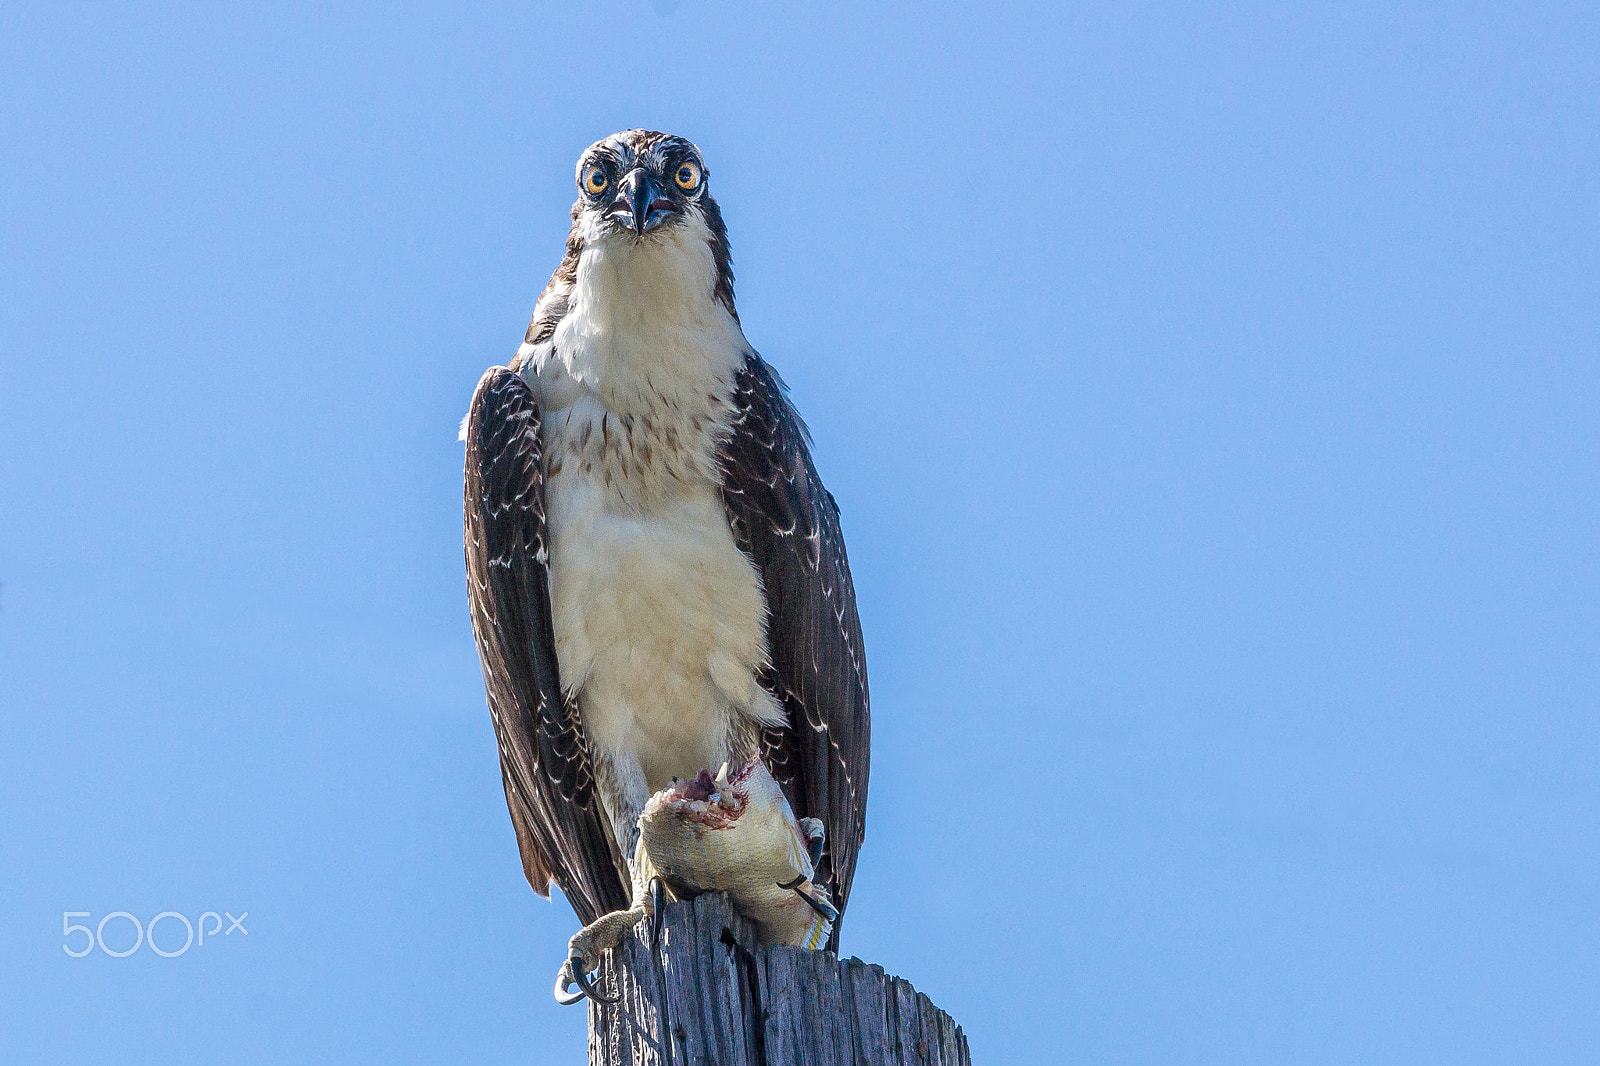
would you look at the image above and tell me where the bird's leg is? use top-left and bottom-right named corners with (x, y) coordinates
top-left (594, 749), bottom-right (652, 877)
top-left (556, 832), bottom-right (656, 998)
top-left (555, 752), bottom-right (665, 1005)
top-left (556, 835), bottom-right (667, 1004)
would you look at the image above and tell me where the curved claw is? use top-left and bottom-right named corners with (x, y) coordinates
top-left (649, 877), bottom-right (666, 951)
top-left (554, 959), bottom-right (587, 1006)
top-left (795, 886), bottom-right (838, 923)
top-left (571, 956), bottom-right (620, 1004)
top-left (554, 954), bottom-right (620, 1006)
top-left (777, 876), bottom-right (840, 923)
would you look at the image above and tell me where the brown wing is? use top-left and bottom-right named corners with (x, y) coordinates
top-left (463, 366), bottom-right (629, 925)
top-left (717, 354), bottom-right (871, 951)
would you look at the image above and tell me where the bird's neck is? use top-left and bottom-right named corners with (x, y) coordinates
top-left (551, 217), bottom-right (746, 418)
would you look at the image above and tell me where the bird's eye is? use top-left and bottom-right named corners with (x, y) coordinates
top-left (582, 165), bottom-right (608, 195)
top-left (674, 161), bottom-right (701, 191)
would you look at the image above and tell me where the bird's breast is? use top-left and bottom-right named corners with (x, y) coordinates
top-left (540, 409), bottom-right (781, 792)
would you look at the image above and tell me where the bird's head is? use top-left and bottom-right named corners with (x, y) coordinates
top-left (571, 129), bottom-right (714, 242)
top-left (518, 129), bottom-right (738, 348)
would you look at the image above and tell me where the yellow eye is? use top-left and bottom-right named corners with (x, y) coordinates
top-left (674, 161), bottom-right (701, 191)
top-left (582, 165), bottom-right (608, 195)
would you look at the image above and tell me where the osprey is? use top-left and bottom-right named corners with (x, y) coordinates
top-left (462, 130), bottom-right (869, 954)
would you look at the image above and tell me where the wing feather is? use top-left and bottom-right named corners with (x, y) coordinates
top-left (464, 366), bottom-right (629, 926)
top-left (718, 355), bottom-right (870, 951)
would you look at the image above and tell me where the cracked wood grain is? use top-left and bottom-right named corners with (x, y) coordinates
top-left (587, 894), bottom-right (969, 1066)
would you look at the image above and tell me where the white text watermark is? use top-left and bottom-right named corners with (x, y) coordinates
top-left (62, 910), bottom-right (248, 958)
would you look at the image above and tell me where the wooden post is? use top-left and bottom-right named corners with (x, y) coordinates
top-left (586, 892), bottom-right (971, 1066)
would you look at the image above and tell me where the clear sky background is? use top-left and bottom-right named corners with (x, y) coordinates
top-left (2, 2), bottom-right (1596, 1063)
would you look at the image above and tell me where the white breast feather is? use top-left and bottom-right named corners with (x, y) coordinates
top-left (522, 215), bottom-right (783, 794)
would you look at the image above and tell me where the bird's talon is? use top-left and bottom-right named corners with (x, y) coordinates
top-left (799, 817), bottom-right (826, 870)
top-left (799, 888), bottom-right (838, 923)
top-left (571, 954), bottom-right (620, 1003)
top-left (554, 953), bottom-right (619, 1005)
top-left (775, 874), bottom-right (839, 922)
top-left (649, 877), bottom-right (666, 950)
top-left (554, 958), bottom-right (587, 1005)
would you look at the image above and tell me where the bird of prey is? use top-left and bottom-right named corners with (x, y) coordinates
top-left (462, 130), bottom-right (870, 955)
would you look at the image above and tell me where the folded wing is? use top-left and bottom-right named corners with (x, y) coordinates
top-left (463, 366), bottom-right (629, 925)
top-left (717, 354), bottom-right (871, 951)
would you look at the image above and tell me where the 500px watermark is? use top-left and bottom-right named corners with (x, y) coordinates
top-left (62, 910), bottom-right (248, 958)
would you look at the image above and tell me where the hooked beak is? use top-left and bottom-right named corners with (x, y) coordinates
top-left (610, 168), bottom-right (675, 234)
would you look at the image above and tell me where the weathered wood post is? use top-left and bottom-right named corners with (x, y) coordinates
top-left (585, 892), bottom-right (971, 1066)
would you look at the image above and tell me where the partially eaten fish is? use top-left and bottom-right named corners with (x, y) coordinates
top-left (641, 755), bottom-right (834, 950)
top-left (556, 755), bottom-right (833, 1003)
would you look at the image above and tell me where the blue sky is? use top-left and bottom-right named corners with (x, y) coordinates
top-left (2, 2), bottom-right (1596, 1062)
